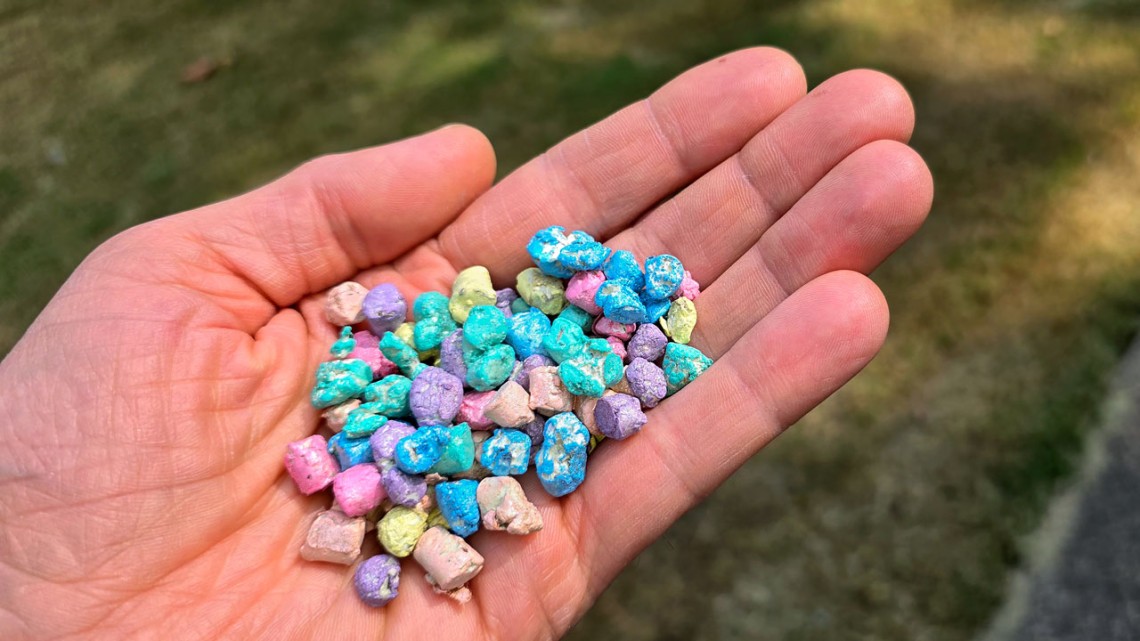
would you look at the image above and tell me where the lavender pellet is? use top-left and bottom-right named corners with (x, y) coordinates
top-left (354, 554), bottom-right (401, 607)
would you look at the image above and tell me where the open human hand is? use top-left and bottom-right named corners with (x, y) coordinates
top-left (0, 47), bottom-right (932, 640)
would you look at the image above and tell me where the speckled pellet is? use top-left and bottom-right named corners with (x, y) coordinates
top-left (413, 291), bottom-right (457, 352)
top-left (369, 420), bottom-right (416, 461)
top-left (506, 308), bottom-right (551, 359)
top-left (573, 393), bottom-right (612, 437)
top-left (394, 424), bottom-right (447, 474)
top-left (466, 344), bottom-right (516, 392)
top-left (362, 283), bottom-right (407, 336)
top-left (342, 410), bottom-right (387, 439)
top-left (565, 270), bottom-right (605, 315)
top-left (521, 415), bottom-right (546, 454)
top-left (449, 266), bottom-right (496, 324)
top-left (457, 390), bottom-right (497, 430)
top-left (625, 357), bottom-right (667, 408)
top-left (662, 342), bottom-right (713, 395)
top-left (362, 375), bottom-right (412, 417)
top-left (325, 282), bottom-right (369, 326)
top-left (495, 288), bottom-right (519, 318)
top-left (480, 429), bottom-right (532, 476)
top-left (536, 412), bottom-right (590, 497)
top-left (438, 329), bottom-right (468, 381)
top-left (528, 365), bottom-right (574, 415)
top-left (628, 323), bottom-right (668, 362)
top-left (379, 331), bottom-right (423, 379)
top-left (464, 305), bottom-right (509, 350)
top-left (330, 327), bottom-right (356, 359)
top-left (558, 230), bottom-right (611, 271)
top-left (643, 254), bottom-right (684, 300)
top-left (558, 338), bottom-right (624, 398)
top-left (333, 464), bottom-right (386, 517)
top-left (595, 280), bottom-right (646, 324)
top-left (483, 380), bottom-right (535, 427)
top-left (676, 270), bottom-right (701, 300)
top-left (414, 526), bottom-right (485, 600)
top-left (543, 317), bottom-right (588, 363)
top-left (592, 316), bottom-right (637, 341)
top-left (311, 359), bottom-right (372, 409)
top-left (436, 480), bottom-right (480, 537)
top-left (428, 423), bottom-right (475, 476)
top-left (301, 509), bottom-right (366, 565)
top-left (381, 465), bottom-right (427, 508)
top-left (594, 393), bottom-right (647, 440)
top-left (393, 322), bottom-right (416, 348)
top-left (606, 336), bottom-right (627, 362)
top-left (285, 435), bottom-right (340, 495)
top-left (516, 267), bottom-right (567, 316)
top-left (641, 294), bottom-right (672, 324)
top-left (378, 506), bottom-right (428, 558)
top-left (659, 296), bottom-right (697, 345)
top-left (351, 330), bottom-right (399, 378)
top-left (510, 353), bottom-right (555, 391)
top-left (477, 476), bottom-right (544, 535)
top-left (409, 366), bottom-right (464, 425)
top-left (322, 399), bottom-right (360, 434)
top-left (603, 249), bottom-right (645, 291)
top-left (355, 554), bottom-right (401, 608)
top-left (526, 225), bottom-right (576, 278)
top-left (328, 431), bottom-right (375, 469)
top-left (557, 305), bottom-right (594, 333)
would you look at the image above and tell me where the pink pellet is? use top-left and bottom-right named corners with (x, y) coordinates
top-left (528, 366), bottom-right (573, 416)
top-left (325, 281), bottom-right (369, 326)
top-left (351, 330), bottom-right (399, 378)
top-left (285, 435), bottom-right (340, 495)
top-left (332, 464), bottom-right (386, 517)
top-left (300, 509), bottom-right (366, 565)
top-left (322, 399), bottom-right (360, 433)
top-left (565, 270), bottom-right (605, 315)
top-left (606, 336), bottom-right (627, 362)
top-left (674, 270), bottom-right (701, 300)
top-left (593, 316), bottom-right (636, 340)
top-left (414, 526), bottom-right (485, 595)
top-left (456, 391), bottom-right (497, 430)
top-left (483, 380), bottom-right (535, 428)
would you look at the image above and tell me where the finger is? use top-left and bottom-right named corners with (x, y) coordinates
top-left (133, 125), bottom-right (496, 315)
top-left (609, 69), bottom-right (916, 286)
top-left (435, 47), bottom-right (808, 281)
top-left (692, 139), bottom-right (932, 357)
top-left (576, 270), bottom-right (890, 596)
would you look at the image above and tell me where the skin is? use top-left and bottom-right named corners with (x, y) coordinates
top-left (0, 47), bottom-right (932, 640)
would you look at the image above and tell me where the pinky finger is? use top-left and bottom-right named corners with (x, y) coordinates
top-left (572, 270), bottom-right (890, 595)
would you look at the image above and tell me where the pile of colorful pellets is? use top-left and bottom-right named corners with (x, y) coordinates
top-left (283, 226), bottom-right (713, 606)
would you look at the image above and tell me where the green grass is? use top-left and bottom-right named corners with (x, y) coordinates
top-left (3, 1), bottom-right (1140, 639)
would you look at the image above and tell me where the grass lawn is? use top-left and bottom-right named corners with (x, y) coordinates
top-left (3, 0), bottom-right (1140, 638)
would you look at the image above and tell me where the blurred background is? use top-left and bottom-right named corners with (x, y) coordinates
top-left (3, 0), bottom-right (1140, 639)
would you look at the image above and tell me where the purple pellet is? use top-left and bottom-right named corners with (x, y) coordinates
top-left (362, 283), bottom-right (408, 336)
top-left (381, 465), bottom-right (428, 507)
top-left (439, 329), bottom-right (467, 381)
top-left (628, 323), bottom-right (668, 362)
top-left (510, 354), bottom-right (556, 391)
top-left (354, 554), bottom-right (401, 607)
top-left (625, 357), bottom-right (667, 408)
top-left (409, 366), bottom-right (464, 425)
top-left (370, 420), bottom-right (417, 461)
top-left (594, 393), bottom-right (647, 440)
top-left (351, 331), bottom-right (399, 378)
top-left (495, 288), bottom-right (519, 318)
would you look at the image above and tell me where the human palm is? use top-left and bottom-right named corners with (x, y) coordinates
top-left (0, 48), bottom-right (931, 640)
